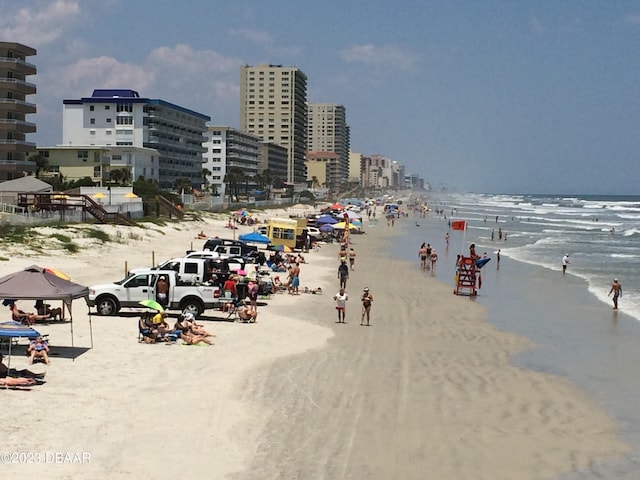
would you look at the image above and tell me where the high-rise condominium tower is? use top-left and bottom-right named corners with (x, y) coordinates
top-left (240, 64), bottom-right (307, 184)
top-left (0, 42), bottom-right (37, 180)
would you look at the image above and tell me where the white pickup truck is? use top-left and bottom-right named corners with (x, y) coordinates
top-left (88, 269), bottom-right (220, 318)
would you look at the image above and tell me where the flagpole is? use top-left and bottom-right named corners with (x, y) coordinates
top-left (462, 220), bottom-right (467, 257)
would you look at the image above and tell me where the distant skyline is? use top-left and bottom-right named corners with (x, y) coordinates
top-left (2, 0), bottom-right (639, 194)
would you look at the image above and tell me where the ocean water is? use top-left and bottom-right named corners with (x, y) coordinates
top-left (404, 193), bottom-right (640, 322)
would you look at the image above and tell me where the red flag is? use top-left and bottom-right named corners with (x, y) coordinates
top-left (451, 220), bottom-right (466, 231)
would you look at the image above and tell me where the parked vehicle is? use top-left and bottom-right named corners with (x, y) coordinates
top-left (203, 237), bottom-right (252, 252)
top-left (88, 270), bottom-right (220, 317)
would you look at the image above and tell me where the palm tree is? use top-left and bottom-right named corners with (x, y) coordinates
top-left (28, 153), bottom-right (49, 178)
top-left (172, 177), bottom-right (193, 194)
top-left (109, 168), bottom-right (132, 186)
top-left (261, 168), bottom-right (273, 200)
top-left (224, 166), bottom-right (245, 203)
top-left (202, 168), bottom-right (211, 191)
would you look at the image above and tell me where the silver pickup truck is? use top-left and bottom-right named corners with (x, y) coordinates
top-left (88, 269), bottom-right (220, 318)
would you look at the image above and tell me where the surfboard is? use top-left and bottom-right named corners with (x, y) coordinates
top-left (476, 258), bottom-right (491, 269)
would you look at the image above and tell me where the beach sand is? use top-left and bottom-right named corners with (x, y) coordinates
top-left (0, 211), bottom-right (630, 479)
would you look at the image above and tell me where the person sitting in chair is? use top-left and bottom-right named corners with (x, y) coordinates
top-left (34, 300), bottom-right (62, 321)
top-left (9, 302), bottom-right (49, 325)
top-left (27, 336), bottom-right (51, 365)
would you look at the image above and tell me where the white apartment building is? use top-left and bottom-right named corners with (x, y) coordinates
top-left (240, 64), bottom-right (307, 185)
top-left (203, 126), bottom-right (261, 199)
top-left (62, 89), bottom-right (209, 190)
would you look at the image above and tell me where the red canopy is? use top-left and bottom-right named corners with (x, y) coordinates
top-left (330, 202), bottom-right (344, 210)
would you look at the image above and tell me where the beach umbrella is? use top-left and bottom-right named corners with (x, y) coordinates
top-left (124, 192), bottom-right (139, 198)
top-left (319, 224), bottom-right (334, 232)
top-left (316, 215), bottom-right (338, 225)
top-left (44, 267), bottom-right (71, 281)
top-left (138, 299), bottom-right (164, 312)
top-left (92, 192), bottom-right (107, 199)
top-left (239, 231), bottom-right (271, 244)
top-left (333, 222), bottom-right (359, 230)
top-left (269, 245), bottom-right (293, 253)
top-left (344, 210), bottom-right (362, 219)
top-left (330, 202), bottom-right (344, 210)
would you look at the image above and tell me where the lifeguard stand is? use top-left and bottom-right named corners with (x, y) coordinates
top-left (455, 256), bottom-right (479, 296)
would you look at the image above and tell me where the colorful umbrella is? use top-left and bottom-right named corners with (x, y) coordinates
top-left (138, 299), bottom-right (165, 312)
top-left (330, 203), bottom-right (344, 210)
top-left (319, 224), bottom-right (334, 232)
top-left (45, 267), bottom-right (71, 281)
top-left (92, 192), bottom-right (107, 199)
top-left (333, 222), bottom-right (359, 230)
top-left (269, 244), bottom-right (293, 253)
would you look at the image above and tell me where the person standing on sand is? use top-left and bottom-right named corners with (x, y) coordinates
top-left (608, 278), bottom-right (622, 310)
top-left (334, 288), bottom-right (348, 323)
top-left (419, 243), bottom-right (428, 270)
top-left (348, 248), bottom-right (356, 271)
top-left (156, 276), bottom-right (169, 308)
top-left (360, 287), bottom-right (373, 326)
top-left (338, 261), bottom-right (349, 289)
top-left (290, 262), bottom-right (301, 295)
top-left (562, 254), bottom-right (570, 275)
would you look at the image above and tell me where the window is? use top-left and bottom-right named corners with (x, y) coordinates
top-left (93, 166), bottom-right (101, 177)
top-left (90, 130), bottom-right (96, 135)
top-left (116, 117), bottom-right (133, 125)
top-left (105, 105), bottom-right (110, 110)
top-left (89, 105), bottom-right (95, 111)
top-left (106, 130), bottom-right (112, 135)
top-left (77, 151), bottom-right (89, 160)
top-left (106, 118), bottom-right (112, 123)
top-left (90, 118), bottom-right (95, 125)
top-left (116, 142), bottom-right (133, 146)
top-left (117, 104), bottom-right (133, 112)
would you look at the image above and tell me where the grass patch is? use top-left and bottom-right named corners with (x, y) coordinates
top-left (62, 242), bottom-right (79, 253)
top-left (0, 224), bottom-right (30, 243)
top-left (85, 228), bottom-right (111, 243)
top-left (51, 233), bottom-right (72, 243)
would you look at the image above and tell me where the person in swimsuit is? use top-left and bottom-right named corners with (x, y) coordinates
top-left (360, 287), bottom-right (373, 326)
top-left (418, 243), bottom-right (427, 270)
top-left (334, 288), bottom-right (348, 323)
top-left (608, 278), bottom-right (622, 310)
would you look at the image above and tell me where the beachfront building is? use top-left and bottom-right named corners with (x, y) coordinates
top-left (348, 151), bottom-right (363, 187)
top-left (240, 64), bottom-right (308, 185)
top-left (0, 42), bottom-right (37, 181)
top-left (306, 151), bottom-right (340, 195)
top-left (361, 154), bottom-right (393, 190)
top-left (36, 145), bottom-right (160, 186)
top-left (203, 126), bottom-right (261, 200)
top-left (258, 141), bottom-right (288, 185)
top-left (62, 89), bottom-right (209, 190)
top-left (307, 103), bottom-right (350, 189)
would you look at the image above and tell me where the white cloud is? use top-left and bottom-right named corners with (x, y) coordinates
top-left (0, 0), bottom-right (82, 47)
top-left (340, 44), bottom-right (418, 71)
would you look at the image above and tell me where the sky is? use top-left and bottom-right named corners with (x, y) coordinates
top-left (2, 0), bottom-right (640, 195)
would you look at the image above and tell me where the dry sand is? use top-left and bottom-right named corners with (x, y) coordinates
top-left (0, 209), bottom-right (630, 479)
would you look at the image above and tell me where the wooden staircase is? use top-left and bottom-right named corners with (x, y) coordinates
top-left (155, 195), bottom-right (184, 219)
top-left (17, 192), bottom-right (137, 226)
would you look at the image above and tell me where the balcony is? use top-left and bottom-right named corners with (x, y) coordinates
top-left (0, 78), bottom-right (36, 95)
top-left (0, 57), bottom-right (37, 76)
top-left (0, 139), bottom-right (37, 153)
top-left (0, 98), bottom-right (36, 114)
top-left (0, 118), bottom-right (36, 134)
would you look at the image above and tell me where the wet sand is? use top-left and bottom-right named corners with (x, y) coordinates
top-left (230, 224), bottom-right (629, 480)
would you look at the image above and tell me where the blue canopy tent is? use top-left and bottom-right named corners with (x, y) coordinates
top-left (0, 321), bottom-right (41, 372)
top-left (239, 231), bottom-right (271, 244)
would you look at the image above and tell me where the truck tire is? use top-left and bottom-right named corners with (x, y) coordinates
top-left (180, 298), bottom-right (204, 318)
top-left (96, 295), bottom-right (119, 316)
